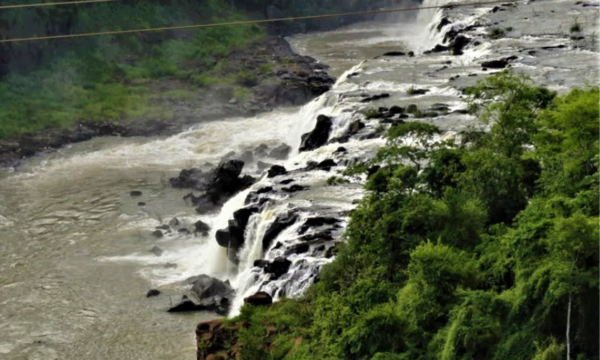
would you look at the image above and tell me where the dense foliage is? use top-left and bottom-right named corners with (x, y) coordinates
top-left (225, 73), bottom-right (599, 360)
top-left (0, 0), bottom-right (396, 139)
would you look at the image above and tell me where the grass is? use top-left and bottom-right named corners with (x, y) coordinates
top-left (570, 18), bottom-right (582, 33)
top-left (407, 86), bottom-right (417, 95)
top-left (488, 28), bottom-right (506, 39)
top-left (0, 0), bottom-right (266, 140)
top-left (159, 89), bottom-right (197, 100)
top-left (365, 108), bottom-right (382, 119)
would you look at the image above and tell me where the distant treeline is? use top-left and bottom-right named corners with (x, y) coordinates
top-left (0, 0), bottom-right (412, 77)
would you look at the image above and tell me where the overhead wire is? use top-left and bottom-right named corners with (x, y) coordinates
top-left (0, 0), bottom-right (131, 10)
top-left (0, 0), bottom-right (523, 44)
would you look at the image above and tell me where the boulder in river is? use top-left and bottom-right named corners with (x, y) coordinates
top-left (151, 231), bottom-right (164, 239)
top-left (450, 35), bottom-right (471, 55)
top-left (299, 115), bottom-right (333, 152)
top-left (194, 220), bottom-right (210, 235)
top-left (481, 56), bottom-right (518, 69)
top-left (244, 291), bottom-right (273, 306)
top-left (130, 190), bottom-right (143, 197)
top-left (298, 217), bottom-right (341, 234)
top-left (285, 243), bottom-right (310, 256)
top-left (267, 165), bottom-right (287, 178)
top-left (146, 289), bottom-right (161, 298)
top-left (150, 245), bottom-right (164, 256)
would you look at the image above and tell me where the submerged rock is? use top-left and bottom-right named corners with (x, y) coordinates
top-left (146, 289), bottom-right (161, 298)
top-left (150, 245), bottom-right (164, 256)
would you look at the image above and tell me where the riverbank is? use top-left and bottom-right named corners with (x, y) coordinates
top-left (0, 36), bottom-right (334, 168)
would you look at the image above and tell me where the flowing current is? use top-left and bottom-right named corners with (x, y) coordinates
top-left (1, 1), bottom-right (597, 359)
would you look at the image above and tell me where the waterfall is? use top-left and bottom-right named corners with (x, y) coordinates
top-left (414, 0), bottom-right (455, 51)
top-left (205, 1), bottom-right (465, 317)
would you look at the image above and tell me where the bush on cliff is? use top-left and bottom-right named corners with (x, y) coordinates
top-left (219, 73), bottom-right (599, 360)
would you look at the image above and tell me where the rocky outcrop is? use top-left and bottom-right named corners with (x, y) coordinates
top-left (215, 206), bottom-right (259, 259)
top-left (174, 160), bottom-right (255, 213)
top-left (244, 291), bottom-right (273, 306)
top-left (299, 115), bottom-right (333, 152)
top-left (169, 275), bottom-right (234, 315)
top-left (262, 211), bottom-right (298, 250)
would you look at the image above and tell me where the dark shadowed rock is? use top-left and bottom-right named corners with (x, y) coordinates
top-left (169, 218), bottom-right (180, 228)
top-left (285, 243), bottom-right (310, 256)
top-left (146, 289), bottom-right (161, 298)
top-left (263, 212), bottom-right (297, 250)
top-left (481, 56), bottom-right (518, 69)
top-left (190, 274), bottom-right (234, 303)
top-left (264, 257), bottom-right (292, 279)
top-left (298, 217), bottom-right (341, 234)
top-left (194, 220), bottom-right (211, 235)
top-left (382, 51), bottom-right (406, 56)
top-left (151, 230), bottom-right (164, 239)
top-left (282, 185), bottom-right (309, 193)
top-left (130, 190), bottom-right (142, 197)
top-left (334, 146), bottom-right (347, 154)
top-left (299, 115), bottom-right (333, 152)
top-left (267, 165), bottom-right (287, 178)
top-left (450, 35), bottom-right (471, 55)
top-left (244, 291), bottom-right (273, 306)
top-left (150, 245), bottom-right (163, 256)
top-left (317, 159), bottom-right (337, 171)
top-left (349, 120), bottom-right (365, 135)
top-left (253, 260), bottom-right (270, 268)
top-left (360, 93), bottom-right (390, 103)
top-left (239, 151), bottom-right (254, 163)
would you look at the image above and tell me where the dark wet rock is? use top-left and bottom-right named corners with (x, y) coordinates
top-left (299, 230), bottom-right (334, 242)
top-left (360, 93), bottom-right (390, 103)
top-left (299, 217), bottom-right (341, 234)
top-left (177, 228), bottom-right (191, 235)
top-left (264, 257), bottom-right (292, 279)
top-left (194, 220), bottom-right (211, 235)
top-left (481, 55), bottom-right (518, 69)
top-left (263, 211), bottom-right (297, 250)
top-left (267, 165), bottom-right (287, 178)
top-left (430, 103), bottom-right (450, 112)
top-left (164, 262), bottom-right (178, 268)
top-left (169, 218), bottom-right (180, 228)
top-left (437, 16), bottom-right (451, 31)
top-left (253, 260), bottom-right (270, 268)
top-left (215, 206), bottom-right (259, 251)
top-left (167, 295), bottom-right (199, 312)
top-left (389, 105), bottom-right (404, 114)
top-left (146, 289), bottom-right (161, 298)
top-left (334, 146), bottom-right (347, 154)
top-left (425, 44), bottom-right (449, 54)
top-left (279, 179), bottom-right (294, 185)
top-left (285, 243), bottom-right (310, 256)
top-left (244, 291), bottom-right (273, 306)
top-left (156, 224), bottom-right (170, 231)
top-left (316, 159), bottom-right (337, 171)
top-left (450, 35), bottom-right (470, 55)
top-left (408, 51), bottom-right (415, 57)
top-left (282, 184), bottom-right (309, 193)
top-left (151, 230), bottom-right (164, 239)
top-left (151, 245), bottom-right (163, 256)
top-left (190, 274), bottom-right (234, 304)
top-left (257, 186), bottom-right (274, 194)
top-left (299, 115), bottom-right (333, 152)
top-left (347, 72), bottom-right (360, 78)
top-left (382, 51), bottom-right (406, 56)
top-left (130, 190), bottom-right (143, 197)
top-left (408, 88), bottom-right (430, 95)
top-left (137, 202), bottom-right (146, 206)
top-left (269, 144), bottom-right (292, 160)
top-left (348, 120), bottom-right (365, 135)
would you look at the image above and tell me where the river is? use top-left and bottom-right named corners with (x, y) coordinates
top-left (0, 1), bottom-right (597, 359)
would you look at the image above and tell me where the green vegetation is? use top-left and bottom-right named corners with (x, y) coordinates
top-left (489, 27), bottom-right (506, 39)
top-left (224, 72), bottom-right (599, 360)
top-left (0, 0), bottom-right (265, 139)
top-left (570, 18), bottom-right (582, 33)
